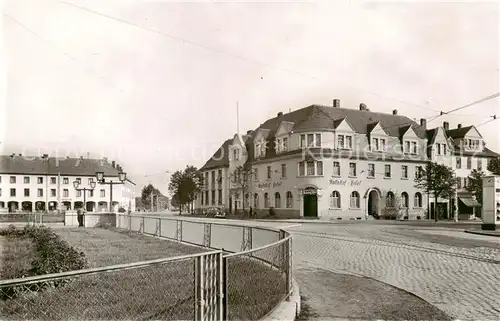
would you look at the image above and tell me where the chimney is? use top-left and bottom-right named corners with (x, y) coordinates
top-left (420, 118), bottom-right (427, 128)
top-left (277, 112), bottom-right (283, 117)
top-left (392, 109), bottom-right (398, 115)
top-left (443, 121), bottom-right (449, 131)
top-left (246, 130), bottom-right (252, 135)
top-left (112, 161), bottom-right (116, 168)
top-left (333, 99), bottom-right (340, 108)
top-left (457, 124), bottom-right (462, 129)
top-left (359, 103), bottom-right (367, 111)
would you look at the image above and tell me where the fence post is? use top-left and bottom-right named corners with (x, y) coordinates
top-left (222, 256), bottom-right (228, 321)
top-left (176, 220), bottom-right (183, 241)
top-left (140, 217), bottom-right (145, 233)
top-left (241, 227), bottom-right (252, 251)
top-left (157, 218), bottom-right (161, 238)
top-left (194, 255), bottom-right (204, 321)
top-left (286, 237), bottom-right (292, 295)
top-left (203, 223), bottom-right (211, 248)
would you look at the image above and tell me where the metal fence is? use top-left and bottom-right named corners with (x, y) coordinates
top-left (0, 213), bottom-right (64, 225)
top-left (0, 214), bottom-right (292, 321)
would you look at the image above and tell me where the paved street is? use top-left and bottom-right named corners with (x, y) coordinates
top-left (143, 213), bottom-right (500, 319)
top-left (286, 223), bottom-right (500, 321)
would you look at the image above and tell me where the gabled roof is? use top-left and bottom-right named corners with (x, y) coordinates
top-left (199, 139), bottom-right (232, 171)
top-left (426, 128), bottom-right (439, 145)
top-left (0, 155), bottom-right (130, 181)
top-left (398, 125), bottom-right (412, 137)
top-left (446, 126), bottom-right (473, 139)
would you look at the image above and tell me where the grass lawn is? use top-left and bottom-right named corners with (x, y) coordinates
top-left (1, 227), bottom-right (286, 321)
top-left (0, 236), bottom-right (35, 280)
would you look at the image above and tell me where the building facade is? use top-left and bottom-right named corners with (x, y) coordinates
top-left (0, 155), bottom-right (136, 213)
top-left (196, 101), bottom-right (499, 220)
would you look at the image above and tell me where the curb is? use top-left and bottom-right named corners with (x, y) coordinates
top-left (464, 229), bottom-right (500, 237)
top-left (263, 278), bottom-right (301, 321)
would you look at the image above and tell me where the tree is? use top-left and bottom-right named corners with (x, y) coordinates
top-left (381, 190), bottom-right (404, 220)
top-left (466, 169), bottom-right (485, 205)
top-left (414, 162), bottom-right (457, 222)
top-left (487, 157), bottom-right (500, 175)
top-left (229, 164), bottom-right (255, 215)
top-left (140, 184), bottom-right (162, 211)
top-left (168, 166), bottom-right (202, 215)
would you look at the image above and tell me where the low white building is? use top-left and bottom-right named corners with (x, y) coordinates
top-left (0, 154), bottom-right (136, 213)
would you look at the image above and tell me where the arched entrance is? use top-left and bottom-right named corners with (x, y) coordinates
top-left (86, 201), bottom-right (95, 212)
top-left (365, 187), bottom-right (381, 219)
top-left (303, 187), bottom-right (318, 217)
top-left (21, 201), bottom-right (33, 212)
top-left (35, 201), bottom-right (46, 212)
top-left (8, 201), bottom-right (19, 213)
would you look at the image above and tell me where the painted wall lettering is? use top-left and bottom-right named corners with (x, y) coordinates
top-left (329, 179), bottom-right (362, 186)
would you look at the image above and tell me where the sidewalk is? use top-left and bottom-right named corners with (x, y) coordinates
top-left (464, 228), bottom-right (500, 237)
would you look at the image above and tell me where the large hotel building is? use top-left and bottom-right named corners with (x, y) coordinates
top-left (0, 155), bottom-right (136, 214)
top-left (196, 100), bottom-right (499, 220)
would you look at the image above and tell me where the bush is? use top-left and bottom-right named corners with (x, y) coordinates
top-left (0, 225), bottom-right (88, 300)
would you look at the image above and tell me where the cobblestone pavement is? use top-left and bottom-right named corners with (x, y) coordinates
top-left (286, 224), bottom-right (500, 321)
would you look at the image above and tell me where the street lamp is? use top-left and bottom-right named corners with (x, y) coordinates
top-left (95, 171), bottom-right (127, 212)
top-left (73, 180), bottom-right (96, 211)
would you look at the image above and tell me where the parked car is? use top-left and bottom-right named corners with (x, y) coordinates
top-left (205, 206), bottom-right (227, 218)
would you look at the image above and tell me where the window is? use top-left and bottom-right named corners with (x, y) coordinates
top-left (24, 188), bottom-right (30, 197)
top-left (386, 192), bottom-right (395, 207)
top-left (349, 163), bottom-right (357, 177)
top-left (38, 189), bottom-right (43, 197)
top-left (333, 162), bottom-right (340, 176)
top-left (299, 162), bottom-right (305, 176)
top-left (254, 168), bottom-right (259, 180)
top-left (24, 177), bottom-right (30, 184)
top-left (306, 162), bottom-right (315, 175)
top-left (330, 191), bottom-right (341, 208)
top-left (275, 192), bottom-right (281, 208)
top-left (211, 191), bottom-right (215, 205)
top-left (315, 134), bottom-right (322, 147)
top-left (205, 191), bottom-right (209, 205)
top-left (233, 149), bottom-right (239, 161)
top-left (264, 193), bottom-right (269, 208)
top-left (77, 190), bottom-right (82, 197)
top-left (411, 142), bottom-right (417, 154)
top-left (10, 188), bottom-right (16, 197)
top-left (437, 144), bottom-right (441, 155)
top-left (50, 177), bottom-right (56, 184)
top-left (384, 165), bottom-right (391, 178)
top-left (405, 141), bottom-right (410, 154)
top-left (350, 191), bottom-right (360, 208)
top-left (443, 144), bottom-right (447, 155)
top-left (88, 178), bottom-right (94, 185)
top-left (89, 190), bottom-right (94, 197)
top-left (401, 192), bottom-right (409, 208)
top-left (414, 193), bottom-right (422, 208)
top-left (51, 189), bottom-right (56, 197)
top-left (467, 157), bottom-right (472, 169)
top-left (254, 193), bottom-right (259, 208)
top-left (218, 170), bottom-right (222, 185)
top-left (463, 177), bottom-right (468, 188)
top-left (37, 177), bottom-right (43, 184)
top-left (211, 171), bottom-right (215, 185)
top-left (307, 134), bottom-right (314, 147)
top-left (368, 164), bottom-right (375, 178)
top-left (286, 191), bottom-right (293, 208)
top-left (10, 176), bottom-right (16, 183)
top-left (300, 134), bottom-right (306, 148)
top-left (281, 164), bottom-right (287, 178)
top-left (63, 177), bottom-right (69, 184)
top-left (338, 135), bottom-right (353, 149)
top-left (477, 158), bottom-right (482, 170)
top-left (401, 165), bottom-right (408, 179)
top-left (456, 157), bottom-right (461, 169)
top-left (0, 176), bottom-right (1, 183)
top-left (100, 189), bottom-right (105, 197)
top-left (282, 137), bottom-right (288, 152)
top-left (457, 177), bottom-right (462, 189)
top-left (415, 166), bottom-right (423, 179)
top-left (267, 166), bottom-right (272, 179)
top-left (63, 189), bottom-right (69, 197)
top-left (316, 161), bottom-right (323, 176)
top-left (371, 138), bottom-right (386, 152)
top-left (218, 189), bottom-right (222, 205)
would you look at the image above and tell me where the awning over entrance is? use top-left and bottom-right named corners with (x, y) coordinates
top-left (458, 197), bottom-right (481, 207)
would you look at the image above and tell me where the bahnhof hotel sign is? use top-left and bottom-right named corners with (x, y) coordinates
top-left (329, 179), bottom-right (362, 186)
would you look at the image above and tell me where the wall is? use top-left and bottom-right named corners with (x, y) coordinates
top-left (65, 211), bottom-right (116, 227)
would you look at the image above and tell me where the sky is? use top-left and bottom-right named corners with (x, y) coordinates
top-left (1, 0), bottom-right (499, 194)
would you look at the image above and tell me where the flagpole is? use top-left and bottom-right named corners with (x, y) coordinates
top-left (236, 101), bottom-right (240, 135)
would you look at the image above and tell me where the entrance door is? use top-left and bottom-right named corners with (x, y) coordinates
top-left (229, 197), bottom-right (232, 214)
top-left (367, 190), bottom-right (380, 218)
top-left (303, 193), bottom-right (318, 217)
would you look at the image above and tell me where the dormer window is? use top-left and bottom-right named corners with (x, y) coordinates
top-left (403, 140), bottom-right (418, 155)
top-left (299, 133), bottom-right (322, 148)
top-left (371, 138), bottom-right (386, 152)
top-left (436, 143), bottom-right (447, 155)
top-left (464, 139), bottom-right (481, 150)
top-left (337, 134), bottom-right (352, 150)
top-left (276, 137), bottom-right (289, 153)
top-left (233, 149), bottom-right (239, 161)
top-left (255, 140), bottom-right (267, 158)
